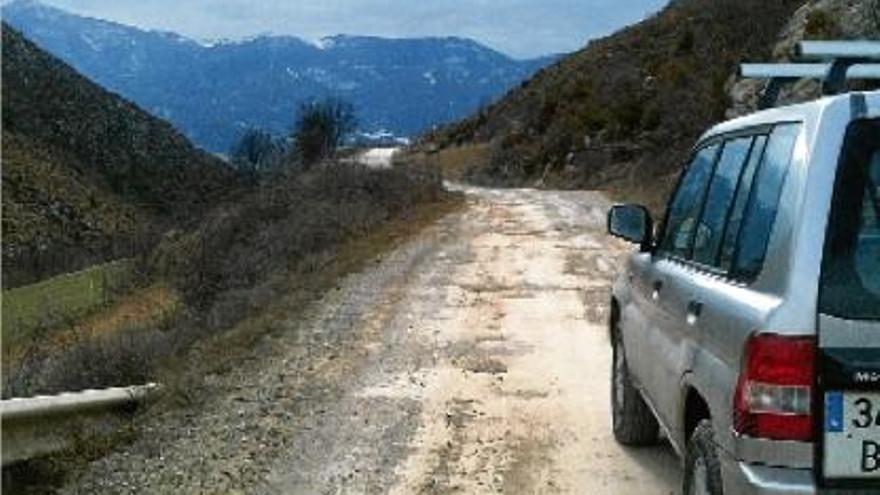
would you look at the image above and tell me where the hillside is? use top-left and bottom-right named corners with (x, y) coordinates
top-left (419, 0), bottom-right (815, 210)
top-left (2, 24), bottom-right (238, 287)
top-left (728, 0), bottom-right (880, 117)
top-left (3, 0), bottom-right (555, 153)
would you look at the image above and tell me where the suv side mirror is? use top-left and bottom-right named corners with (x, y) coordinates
top-left (608, 204), bottom-right (654, 250)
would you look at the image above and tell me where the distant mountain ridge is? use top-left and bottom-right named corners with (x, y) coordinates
top-left (2, 0), bottom-right (556, 152)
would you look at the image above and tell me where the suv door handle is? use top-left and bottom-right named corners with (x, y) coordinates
top-left (651, 280), bottom-right (663, 301)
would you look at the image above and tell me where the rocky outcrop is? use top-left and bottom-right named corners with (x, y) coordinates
top-left (727, 0), bottom-right (880, 118)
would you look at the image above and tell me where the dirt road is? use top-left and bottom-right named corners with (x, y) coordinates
top-left (63, 186), bottom-right (679, 494)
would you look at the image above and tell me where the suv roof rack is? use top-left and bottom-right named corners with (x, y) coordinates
top-left (738, 41), bottom-right (880, 109)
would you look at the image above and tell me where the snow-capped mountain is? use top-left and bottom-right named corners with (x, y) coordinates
top-left (3, 0), bottom-right (556, 152)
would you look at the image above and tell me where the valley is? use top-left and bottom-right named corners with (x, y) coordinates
top-left (4, 1), bottom-right (879, 493)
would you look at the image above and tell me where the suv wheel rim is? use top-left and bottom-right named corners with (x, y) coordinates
top-left (690, 457), bottom-right (709, 495)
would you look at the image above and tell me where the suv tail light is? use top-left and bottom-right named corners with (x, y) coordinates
top-left (733, 333), bottom-right (816, 441)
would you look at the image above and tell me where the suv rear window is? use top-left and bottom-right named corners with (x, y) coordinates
top-left (820, 118), bottom-right (880, 321)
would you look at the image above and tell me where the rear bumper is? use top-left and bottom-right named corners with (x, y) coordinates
top-left (721, 446), bottom-right (880, 494)
top-left (720, 449), bottom-right (815, 494)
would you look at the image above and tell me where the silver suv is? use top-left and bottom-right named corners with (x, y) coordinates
top-left (607, 89), bottom-right (880, 493)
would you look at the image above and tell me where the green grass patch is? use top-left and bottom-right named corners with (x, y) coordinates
top-left (2, 259), bottom-right (134, 346)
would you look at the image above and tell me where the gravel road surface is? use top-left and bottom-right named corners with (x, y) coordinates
top-left (62, 186), bottom-right (680, 494)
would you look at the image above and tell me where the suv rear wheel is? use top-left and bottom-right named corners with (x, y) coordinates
top-left (683, 420), bottom-right (723, 495)
top-left (611, 331), bottom-right (659, 445)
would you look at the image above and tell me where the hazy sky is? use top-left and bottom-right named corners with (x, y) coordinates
top-left (29, 0), bottom-right (668, 58)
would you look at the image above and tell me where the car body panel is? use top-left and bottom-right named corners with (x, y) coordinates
top-left (610, 91), bottom-right (880, 493)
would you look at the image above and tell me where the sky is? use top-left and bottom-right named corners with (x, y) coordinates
top-left (28, 0), bottom-right (668, 59)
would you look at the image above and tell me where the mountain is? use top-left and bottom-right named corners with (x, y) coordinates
top-left (418, 0), bottom-right (814, 210)
top-left (2, 0), bottom-right (555, 153)
top-left (2, 23), bottom-right (238, 287)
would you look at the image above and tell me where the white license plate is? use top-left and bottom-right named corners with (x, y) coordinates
top-left (824, 391), bottom-right (880, 479)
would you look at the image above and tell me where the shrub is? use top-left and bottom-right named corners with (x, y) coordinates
top-left (3, 316), bottom-right (183, 398)
top-left (3, 161), bottom-right (445, 399)
top-left (676, 28), bottom-right (695, 55)
top-left (609, 94), bottom-right (644, 137)
top-left (804, 9), bottom-right (842, 40)
top-left (294, 98), bottom-right (357, 165)
top-left (229, 128), bottom-right (285, 181)
top-left (870, 0), bottom-right (880, 32)
top-left (160, 162), bottom-right (443, 309)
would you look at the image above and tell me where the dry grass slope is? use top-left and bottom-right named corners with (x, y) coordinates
top-left (1, 259), bottom-right (134, 348)
top-left (1, 132), bottom-right (146, 284)
top-left (2, 24), bottom-right (242, 287)
top-left (3, 161), bottom-right (451, 398)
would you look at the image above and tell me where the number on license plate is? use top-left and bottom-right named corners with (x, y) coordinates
top-left (825, 392), bottom-right (880, 478)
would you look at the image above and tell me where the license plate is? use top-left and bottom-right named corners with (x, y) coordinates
top-left (824, 392), bottom-right (880, 479)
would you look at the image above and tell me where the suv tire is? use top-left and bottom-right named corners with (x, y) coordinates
top-left (611, 332), bottom-right (659, 445)
top-left (684, 419), bottom-right (724, 495)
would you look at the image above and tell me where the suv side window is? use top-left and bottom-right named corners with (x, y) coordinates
top-left (659, 144), bottom-right (720, 258)
top-left (719, 135), bottom-right (767, 271)
top-left (692, 136), bottom-right (755, 266)
top-left (730, 124), bottom-right (801, 281)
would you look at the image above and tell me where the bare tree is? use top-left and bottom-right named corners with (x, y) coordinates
top-left (230, 128), bottom-right (283, 180)
top-left (293, 98), bottom-right (357, 165)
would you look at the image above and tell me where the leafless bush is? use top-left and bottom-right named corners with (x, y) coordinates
top-left (3, 315), bottom-right (186, 398)
top-left (159, 161), bottom-right (442, 311)
top-left (294, 98), bottom-right (357, 165)
top-left (870, 0), bottom-right (880, 32)
top-left (3, 161), bottom-right (444, 399)
top-left (3, 227), bottom-right (161, 289)
top-left (229, 128), bottom-right (286, 182)
top-left (463, 141), bottom-right (534, 187)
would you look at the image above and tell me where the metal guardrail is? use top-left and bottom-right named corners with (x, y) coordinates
top-left (1, 383), bottom-right (160, 465)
